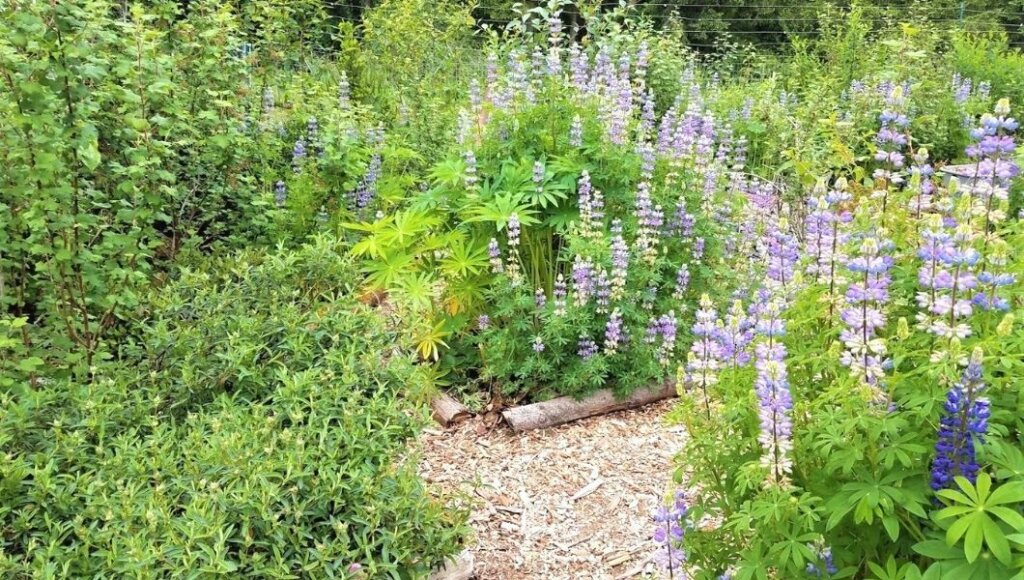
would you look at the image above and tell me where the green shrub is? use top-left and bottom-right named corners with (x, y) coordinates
top-left (0, 236), bottom-right (467, 577)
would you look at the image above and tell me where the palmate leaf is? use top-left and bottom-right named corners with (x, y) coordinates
top-left (414, 319), bottom-right (450, 362)
top-left (362, 250), bottom-right (415, 290)
top-left (440, 239), bottom-right (488, 278)
top-left (934, 474), bottom-right (1024, 566)
top-left (462, 191), bottom-right (540, 229)
top-left (394, 272), bottom-right (436, 313)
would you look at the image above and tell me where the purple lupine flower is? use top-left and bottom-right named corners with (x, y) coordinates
top-left (686, 295), bottom-right (721, 416)
top-left (569, 115), bottom-right (583, 147)
top-left (872, 87), bottom-right (910, 214)
top-left (532, 336), bottom-right (546, 353)
top-left (634, 181), bottom-right (659, 264)
top-left (916, 219), bottom-right (979, 341)
top-left (717, 299), bottom-right (754, 368)
top-left (693, 237), bottom-right (706, 263)
top-left (355, 153), bottom-right (381, 210)
top-left (669, 200), bottom-right (695, 239)
top-left (610, 219), bottom-right (629, 301)
top-left (764, 224), bottom-right (799, 297)
top-left (533, 287), bottom-right (547, 310)
top-left (292, 139), bottom-right (307, 173)
top-left (338, 73), bottom-right (350, 110)
top-left (477, 314), bottom-right (490, 331)
top-left (753, 293), bottom-right (794, 486)
top-left (571, 255), bottom-right (594, 307)
top-left (595, 269), bottom-right (611, 313)
top-left (554, 274), bottom-right (567, 316)
top-left (931, 348), bottom-right (989, 491)
top-left (657, 311), bottom-right (678, 366)
top-left (840, 235), bottom-right (894, 402)
top-left (671, 263), bottom-right (690, 300)
top-left (261, 86), bottom-right (275, 114)
top-left (804, 183), bottom-right (851, 290)
top-left (488, 238), bottom-right (504, 274)
top-left (464, 150), bottom-right (478, 189)
top-left (604, 308), bottom-right (624, 354)
top-left (806, 544), bottom-right (839, 577)
top-left (651, 492), bottom-right (687, 575)
top-left (272, 180), bottom-right (287, 208)
top-left (638, 141), bottom-right (656, 181)
top-left (577, 335), bottom-right (598, 359)
top-left (973, 243), bottom-right (1014, 312)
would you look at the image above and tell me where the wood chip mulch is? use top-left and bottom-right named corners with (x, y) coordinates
top-left (417, 399), bottom-right (685, 580)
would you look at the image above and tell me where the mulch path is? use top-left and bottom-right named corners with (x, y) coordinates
top-left (417, 399), bottom-right (685, 580)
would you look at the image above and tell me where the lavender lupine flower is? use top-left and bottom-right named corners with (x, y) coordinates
top-left (484, 51), bottom-right (499, 103)
top-left (569, 115), bottom-right (583, 147)
top-left (669, 200), bottom-right (695, 239)
top-left (916, 218), bottom-right (979, 341)
top-left (477, 314), bottom-right (490, 331)
top-left (931, 348), bottom-right (989, 491)
top-left (965, 100), bottom-right (1018, 309)
top-left (686, 295), bottom-right (721, 416)
top-left (292, 139), bottom-right (307, 173)
top-left (506, 213), bottom-right (522, 284)
top-left (638, 141), bottom-right (656, 181)
top-left (872, 87), bottom-right (910, 213)
top-left (464, 150), bottom-right (478, 190)
top-left (533, 160), bottom-right (545, 191)
top-left (840, 235), bottom-right (894, 402)
top-left (753, 293), bottom-right (794, 486)
top-left (554, 274), bottom-right (567, 316)
top-left (534, 287), bottom-right (547, 310)
top-left (572, 255), bottom-right (594, 307)
top-left (977, 81), bottom-right (991, 99)
top-left (640, 89), bottom-right (656, 137)
top-left (692, 237), bottom-right (706, 263)
top-left (532, 336), bottom-right (546, 353)
top-left (488, 238), bottom-right (504, 274)
top-left (274, 181), bottom-right (287, 207)
top-left (657, 311), bottom-right (678, 366)
top-left (952, 72), bottom-right (972, 105)
top-left (909, 149), bottom-right (936, 218)
top-left (468, 79), bottom-right (482, 114)
top-left (595, 269), bottom-right (612, 313)
top-left (456, 109), bottom-right (472, 145)
top-left (672, 263), bottom-right (690, 300)
top-left (634, 181), bottom-right (659, 264)
top-left (338, 73), bottom-right (350, 110)
top-left (717, 299), bottom-right (754, 368)
top-left (651, 492), bottom-right (687, 575)
top-left (604, 308), bottom-right (624, 354)
top-left (261, 86), bottom-right (275, 114)
top-left (609, 220), bottom-right (630, 300)
top-left (577, 335), bottom-right (598, 359)
top-left (568, 43), bottom-right (588, 92)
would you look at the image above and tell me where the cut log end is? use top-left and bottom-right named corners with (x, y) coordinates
top-left (431, 393), bottom-right (472, 427)
top-left (429, 550), bottom-right (474, 580)
top-left (501, 382), bottom-right (677, 432)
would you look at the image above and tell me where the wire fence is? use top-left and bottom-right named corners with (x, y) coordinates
top-left (321, 1), bottom-right (1024, 45)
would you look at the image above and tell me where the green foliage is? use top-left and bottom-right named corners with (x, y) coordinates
top-left (0, 236), bottom-right (467, 576)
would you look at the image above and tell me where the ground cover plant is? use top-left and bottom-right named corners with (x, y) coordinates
top-left (1, 0), bottom-right (1023, 578)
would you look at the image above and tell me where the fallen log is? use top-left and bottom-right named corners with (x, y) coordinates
top-left (501, 382), bottom-right (676, 432)
top-left (430, 393), bottom-right (471, 427)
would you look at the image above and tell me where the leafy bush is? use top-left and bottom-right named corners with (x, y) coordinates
top-left (0, 236), bottom-right (467, 577)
